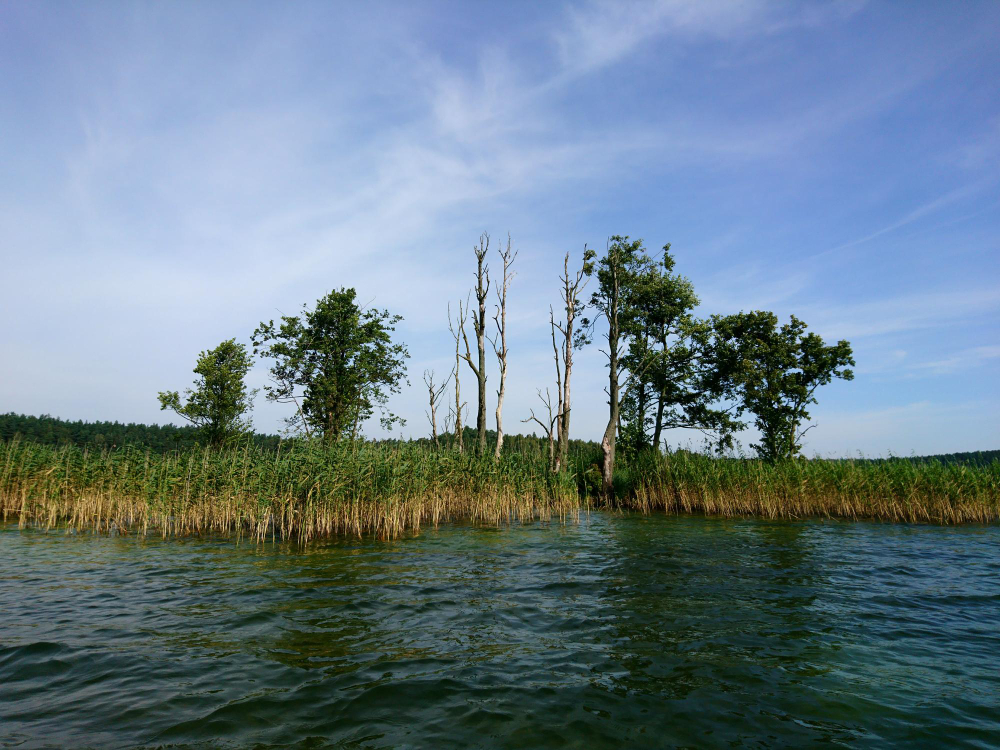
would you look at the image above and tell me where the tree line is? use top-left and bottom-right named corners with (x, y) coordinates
top-left (151, 232), bottom-right (854, 486)
top-left (0, 412), bottom-right (281, 452)
top-left (432, 233), bottom-right (854, 493)
top-left (5, 412), bottom-right (995, 471)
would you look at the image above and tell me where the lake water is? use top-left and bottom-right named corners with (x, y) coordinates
top-left (2, 515), bottom-right (999, 748)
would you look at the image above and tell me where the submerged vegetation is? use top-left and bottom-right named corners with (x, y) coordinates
top-left (2, 434), bottom-right (997, 540)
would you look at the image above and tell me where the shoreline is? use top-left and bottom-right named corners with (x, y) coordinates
top-left (4, 439), bottom-right (998, 541)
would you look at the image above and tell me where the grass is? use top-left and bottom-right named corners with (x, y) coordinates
top-left (2, 438), bottom-right (998, 540)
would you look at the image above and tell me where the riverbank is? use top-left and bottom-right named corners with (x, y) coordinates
top-left (2, 439), bottom-right (998, 540)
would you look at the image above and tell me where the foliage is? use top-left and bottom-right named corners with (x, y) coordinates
top-left (157, 339), bottom-right (256, 445)
top-left (617, 244), bottom-right (741, 455)
top-left (579, 235), bottom-right (650, 492)
top-left (0, 412), bottom-right (203, 452)
top-left (712, 312), bottom-right (855, 461)
top-left (252, 288), bottom-right (409, 441)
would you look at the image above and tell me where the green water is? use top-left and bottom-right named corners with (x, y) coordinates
top-left (1, 515), bottom-right (998, 749)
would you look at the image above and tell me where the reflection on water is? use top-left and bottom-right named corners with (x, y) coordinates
top-left (1, 516), bottom-right (999, 748)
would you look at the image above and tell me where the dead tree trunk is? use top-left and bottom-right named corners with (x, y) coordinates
top-left (549, 307), bottom-right (564, 472)
top-left (490, 234), bottom-right (516, 460)
top-left (552, 246), bottom-right (593, 473)
top-left (424, 368), bottom-right (452, 448)
top-left (460, 234), bottom-right (490, 456)
top-left (448, 301), bottom-right (469, 454)
top-left (523, 388), bottom-right (558, 472)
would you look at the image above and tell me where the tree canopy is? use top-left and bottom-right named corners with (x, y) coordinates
top-left (252, 288), bottom-right (409, 441)
top-left (713, 312), bottom-right (855, 461)
top-left (157, 338), bottom-right (256, 445)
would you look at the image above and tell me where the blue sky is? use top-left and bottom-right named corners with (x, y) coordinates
top-left (2, 0), bottom-right (998, 457)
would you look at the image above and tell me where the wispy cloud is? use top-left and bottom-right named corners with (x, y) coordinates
top-left (913, 345), bottom-right (1000, 376)
top-left (814, 178), bottom-right (998, 260)
top-left (552, 0), bottom-right (866, 76)
top-left (2, 1), bottom-right (998, 456)
top-left (800, 287), bottom-right (1000, 340)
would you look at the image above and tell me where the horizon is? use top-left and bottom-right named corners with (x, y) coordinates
top-left (2, 1), bottom-right (999, 458)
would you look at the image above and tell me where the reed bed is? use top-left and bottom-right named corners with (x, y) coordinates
top-left (0, 439), bottom-right (579, 541)
top-left (612, 450), bottom-right (1000, 524)
top-left (2, 439), bottom-right (997, 541)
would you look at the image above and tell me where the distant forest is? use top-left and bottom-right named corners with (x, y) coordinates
top-left (1, 412), bottom-right (997, 467)
top-left (0, 412), bottom-right (278, 453)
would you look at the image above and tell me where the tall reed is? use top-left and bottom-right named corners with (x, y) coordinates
top-left (0, 439), bottom-right (579, 541)
top-left (611, 450), bottom-right (1000, 524)
top-left (2, 439), bottom-right (997, 540)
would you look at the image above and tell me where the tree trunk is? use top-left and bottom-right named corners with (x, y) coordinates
top-left (559, 333), bottom-right (572, 472)
top-left (637, 374), bottom-right (648, 451)
top-left (457, 235), bottom-right (490, 457)
top-left (476, 315), bottom-right (487, 455)
top-left (602, 362), bottom-right (619, 497)
top-left (550, 308), bottom-right (564, 473)
top-left (601, 261), bottom-right (621, 496)
top-left (653, 389), bottom-right (665, 451)
top-left (454, 339), bottom-right (463, 454)
top-left (493, 239), bottom-right (514, 461)
top-left (554, 248), bottom-right (591, 474)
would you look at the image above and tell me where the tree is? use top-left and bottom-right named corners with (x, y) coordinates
top-left (581, 236), bottom-right (649, 495)
top-left (522, 388), bottom-right (559, 471)
top-left (251, 288), bottom-right (409, 442)
top-left (551, 246), bottom-right (595, 472)
top-left (713, 312), bottom-right (854, 461)
top-left (158, 338), bottom-right (256, 445)
top-left (618, 244), bottom-right (742, 455)
top-left (424, 368), bottom-right (452, 448)
top-left (458, 234), bottom-right (490, 455)
top-left (490, 234), bottom-right (516, 460)
top-left (447, 300), bottom-right (469, 453)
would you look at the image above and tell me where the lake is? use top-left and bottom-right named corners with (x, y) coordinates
top-left (1, 515), bottom-right (998, 748)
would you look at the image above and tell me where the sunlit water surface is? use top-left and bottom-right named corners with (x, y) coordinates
top-left (2, 515), bottom-right (999, 749)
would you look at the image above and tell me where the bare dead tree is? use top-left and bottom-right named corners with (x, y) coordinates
top-left (548, 306), bottom-right (564, 471)
top-left (489, 234), bottom-right (517, 460)
top-left (522, 388), bottom-right (559, 472)
top-left (551, 246), bottom-right (594, 472)
top-left (424, 367), bottom-right (452, 448)
top-left (448, 300), bottom-right (469, 454)
top-left (458, 234), bottom-right (490, 456)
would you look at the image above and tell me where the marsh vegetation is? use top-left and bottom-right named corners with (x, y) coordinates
top-left (3, 233), bottom-right (995, 539)
top-left (2, 435), bottom-right (997, 541)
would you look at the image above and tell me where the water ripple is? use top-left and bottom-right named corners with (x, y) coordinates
top-left (2, 516), bottom-right (999, 748)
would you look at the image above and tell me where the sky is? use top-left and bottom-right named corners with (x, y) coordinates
top-left (1, 0), bottom-right (998, 457)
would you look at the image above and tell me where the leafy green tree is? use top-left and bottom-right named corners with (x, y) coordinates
top-left (157, 339), bottom-right (256, 445)
top-left (713, 312), bottom-right (854, 461)
top-left (251, 288), bottom-right (409, 441)
top-left (618, 245), bottom-right (747, 455)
